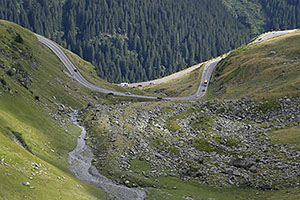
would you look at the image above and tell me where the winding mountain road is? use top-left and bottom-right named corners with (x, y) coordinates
top-left (252, 30), bottom-right (296, 44)
top-left (36, 34), bottom-right (219, 100)
top-left (35, 29), bottom-right (295, 101)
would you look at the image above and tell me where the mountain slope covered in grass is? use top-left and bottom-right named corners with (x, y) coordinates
top-left (209, 30), bottom-right (300, 100)
top-left (0, 20), bottom-right (110, 200)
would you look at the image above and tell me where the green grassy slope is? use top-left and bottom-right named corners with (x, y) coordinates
top-left (209, 30), bottom-right (300, 100)
top-left (0, 20), bottom-right (109, 199)
top-left (139, 64), bottom-right (204, 97)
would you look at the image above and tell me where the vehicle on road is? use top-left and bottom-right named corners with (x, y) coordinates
top-left (204, 80), bottom-right (208, 84)
top-left (202, 89), bottom-right (205, 92)
top-left (74, 69), bottom-right (78, 72)
top-left (157, 97), bottom-right (163, 100)
top-left (108, 92), bottom-right (114, 95)
top-left (138, 84), bottom-right (143, 87)
top-left (125, 92), bottom-right (131, 95)
top-left (120, 83), bottom-right (129, 87)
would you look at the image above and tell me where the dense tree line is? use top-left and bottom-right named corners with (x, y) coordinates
top-left (0, 0), bottom-right (299, 83)
top-left (59, 0), bottom-right (252, 82)
top-left (259, 0), bottom-right (300, 30)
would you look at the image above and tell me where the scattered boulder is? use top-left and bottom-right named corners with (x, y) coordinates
top-left (23, 182), bottom-right (30, 186)
top-left (233, 170), bottom-right (241, 176)
top-left (230, 158), bottom-right (254, 170)
top-left (83, 97), bottom-right (300, 189)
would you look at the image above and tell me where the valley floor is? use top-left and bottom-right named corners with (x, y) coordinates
top-left (80, 97), bottom-right (300, 199)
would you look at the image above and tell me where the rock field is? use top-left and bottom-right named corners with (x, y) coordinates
top-left (81, 97), bottom-right (300, 190)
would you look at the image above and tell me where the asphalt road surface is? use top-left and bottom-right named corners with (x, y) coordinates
top-left (252, 30), bottom-right (296, 44)
top-left (35, 29), bottom-right (295, 101)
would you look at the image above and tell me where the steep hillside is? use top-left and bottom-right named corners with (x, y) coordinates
top-left (222, 0), bottom-right (300, 34)
top-left (209, 30), bottom-right (300, 100)
top-left (222, 0), bottom-right (265, 34)
top-left (0, 0), bottom-right (252, 83)
top-left (1, 0), bottom-right (300, 83)
top-left (0, 20), bottom-right (110, 199)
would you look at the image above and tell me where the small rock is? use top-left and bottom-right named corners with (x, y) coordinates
top-left (228, 179), bottom-right (234, 185)
top-left (224, 168), bottom-right (233, 175)
top-left (23, 182), bottom-right (30, 186)
top-left (233, 170), bottom-right (241, 176)
top-left (169, 173), bottom-right (176, 177)
top-left (183, 197), bottom-right (194, 200)
top-left (249, 166), bottom-right (258, 173)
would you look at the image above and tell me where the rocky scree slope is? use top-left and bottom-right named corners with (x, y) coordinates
top-left (82, 97), bottom-right (300, 191)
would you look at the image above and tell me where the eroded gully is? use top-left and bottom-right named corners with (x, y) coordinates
top-left (68, 111), bottom-right (147, 200)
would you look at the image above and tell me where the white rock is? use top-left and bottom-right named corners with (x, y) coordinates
top-left (23, 182), bottom-right (30, 186)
